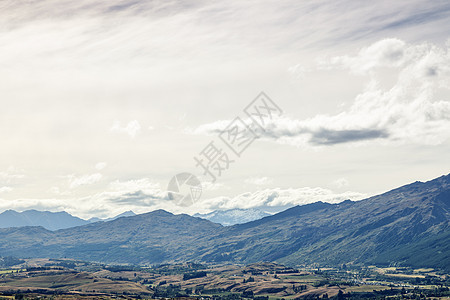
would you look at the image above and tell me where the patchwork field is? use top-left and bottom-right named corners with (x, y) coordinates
top-left (0, 259), bottom-right (448, 299)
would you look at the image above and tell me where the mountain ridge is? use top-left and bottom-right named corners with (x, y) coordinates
top-left (0, 209), bottom-right (89, 230)
top-left (0, 174), bottom-right (448, 270)
top-left (194, 208), bottom-right (272, 226)
top-left (0, 209), bottom-right (137, 231)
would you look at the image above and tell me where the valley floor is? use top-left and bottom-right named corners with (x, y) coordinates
top-left (0, 259), bottom-right (449, 299)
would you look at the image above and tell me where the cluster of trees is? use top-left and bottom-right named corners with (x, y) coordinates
top-left (0, 257), bottom-right (24, 268)
top-left (153, 284), bottom-right (187, 298)
top-left (183, 271), bottom-right (208, 280)
top-left (292, 284), bottom-right (307, 293)
top-left (105, 265), bottom-right (138, 272)
top-left (327, 287), bottom-right (450, 299)
top-left (153, 283), bottom-right (274, 300)
top-left (150, 262), bottom-right (206, 276)
top-left (275, 268), bottom-right (300, 274)
top-left (242, 270), bottom-right (263, 275)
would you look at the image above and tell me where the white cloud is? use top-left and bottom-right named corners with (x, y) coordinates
top-left (69, 173), bottom-right (103, 189)
top-left (0, 176), bottom-right (367, 219)
top-left (48, 186), bottom-right (71, 196)
top-left (319, 38), bottom-right (408, 74)
top-left (110, 120), bottom-right (141, 138)
top-left (245, 176), bottom-right (274, 186)
top-left (332, 178), bottom-right (349, 188)
top-left (288, 64), bottom-right (308, 79)
top-left (202, 181), bottom-right (225, 191)
top-left (194, 39), bottom-right (450, 147)
top-left (0, 198), bottom-right (70, 213)
top-left (76, 184), bottom-right (366, 218)
top-left (49, 187), bottom-right (61, 194)
top-left (194, 187), bottom-right (366, 211)
top-left (79, 178), bottom-right (171, 217)
top-left (0, 186), bottom-right (13, 194)
top-left (95, 162), bottom-right (107, 170)
top-left (0, 168), bottom-right (25, 183)
top-left (0, 2), bottom-right (449, 219)
top-left (108, 178), bottom-right (160, 193)
top-left (0, 178), bottom-right (170, 219)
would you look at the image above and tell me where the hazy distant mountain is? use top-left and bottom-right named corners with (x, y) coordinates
top-left (194, 208), bottom-right (271, 225)
top-left (103, 210), bottom-right (136, 222)
top-left (0, 174), bottom-right (448, 270)
top-left (0, 210), bottom-right (222, 264)
top-left (0, 210), bottom-right (89, 230)
top-left (0, 210), bottom-right (136, 230)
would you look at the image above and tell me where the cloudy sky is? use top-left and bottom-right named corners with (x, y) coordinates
top-left (1, 0), bottom-right (449, 219)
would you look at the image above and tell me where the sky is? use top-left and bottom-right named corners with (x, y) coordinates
top-left (0, 0), bottom-right (450, 219)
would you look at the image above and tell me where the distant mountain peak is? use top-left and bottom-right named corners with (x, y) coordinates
top-left (194, 208), bottom-right (271, 226)
top-left (110, 210), bottom-right (136, 218)
top-left (0, 209), bottom-right (139, 230)
top-left (91, 210), bottom-right (137, 223)
top-left (148, 209), bottom-right (173, 216)
top-left (0, 209), bottom-right (89, 231)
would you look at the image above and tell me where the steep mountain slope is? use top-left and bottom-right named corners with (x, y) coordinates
top-left (194, 208), bottom-right (271, 226)
top-left (194, 175), bottom-right (449, 269)
top-left (0, 174), bottom-right (448, 270)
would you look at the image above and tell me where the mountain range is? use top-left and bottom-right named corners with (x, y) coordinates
top-left (0, 208), bottom-right (270, 230)
top-left (0, 174), bottom-right (448, 271)
top-left (194, 208), bottom-right (272, 226)
top-left (0, 210), bottom-right (136, 230)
